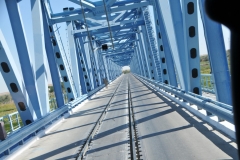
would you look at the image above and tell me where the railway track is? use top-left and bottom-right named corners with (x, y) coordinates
top-left (76, 75), bottom-right (141, 160)
top-left (128, 76), bottom-right (141, 160)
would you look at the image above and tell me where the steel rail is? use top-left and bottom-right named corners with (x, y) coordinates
top-left (128, 75), bottom-right (141, 159)
top-left (76, 76), bottom-right (124, 159)
top-left (128, 76), bottom-right (136, 160)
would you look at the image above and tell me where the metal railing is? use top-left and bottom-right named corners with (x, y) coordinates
top-left (0, 74), bottom-right (215, 134)
top-left (0, 94), bottom-right (69, 135)
top-left (0, 84), bottom-right (105, 156)
top-left (201, 74), bottom-right (215, 94)
top-left (134, 74), bottom-right (233, 124)
top-left (0, 112), bottom-right (22, 134)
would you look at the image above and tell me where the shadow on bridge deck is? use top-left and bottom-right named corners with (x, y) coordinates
top-left (12, 74), bottom-right (238, 160)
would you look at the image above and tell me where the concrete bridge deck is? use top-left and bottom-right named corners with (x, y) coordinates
top-left (14, 74), bottom-right (238, 160)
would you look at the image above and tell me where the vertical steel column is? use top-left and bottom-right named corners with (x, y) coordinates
top-left (199, 0), bottom-right (232, 105)
top-left (140, 26), bottom-right (158, 80)
top-left (149, 3), bottom-right (170, 84)
top-left (90, 54), bottom-right (99, 87)
top-left (5, 0), bottom-right (41, 119)
top-left (135, 54), bottom-right (141, 75)
top-left (66, 20), bottom-right (81, 96)
top-left (42, 0), bottom-right (76, 102)
top-left (108, 59), bottom-right (112, 80)
top-left (42, 1), bottom-right (64, 107)
top-left (77, 37), bottom-right (92, 92)
top-left (169, 0), bottom-right (190, 90)
top-left (155, 1), bottom-right (178, 87)
top-left (47, 24), bottom-right (76, 102)
top-left (83, 39), bottom-right (95, 90)
top-left (137, 29), bottom-right (151, 78)
top-left (74, 38), bottom-right (87, 94)
top-left (31, 0), bottom-right (49, 116)
top-left (103, 55), bottom-right (110, 81)
top-left (142, 7), bottom-right (162, 81)
top-left (112, 63), bottom-right (116, 79)
top-left (92, 43), bottom-right (102, 86)
top-left (0, 31), bottom-right (36, 125)
top-left (134, 48), bottom-right (144, 76)
top-left (182, 0), bottom-right (202, 95)
top-left (98, 52), bottom-right (107, 83)
top-left (135, 37), bottom-right (147, 77)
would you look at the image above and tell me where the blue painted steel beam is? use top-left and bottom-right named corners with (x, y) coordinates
top-left (0, 31), bottom-right (36, 125)
top-left (136, 30), bottom-right (151, 78)
top-left (77, 36), bottom-right (93, 92)
top-left (42, 2), bottom-right (64, 108)
top-left (140, 25), bottom-right (159, 80)
top-left (50, 2), bottom-right (149, 24)
top-left (66, 20), bottom-right (81, 96)
top-left (142, 7), bottom-right (162, 82)
top-left (199, 0), bottom-right (232, 105)
top-left (74, 20), bottom-right (145, 36)
top-left (181, 0), bottom-right (202, 96)
top-left (149, 4), bottom-right (170, 84)
top-left (75, 38), bottom-right (87, 94)
top-left (31, 0), bottom-right (50, 116)
top-left (155, 1), bottom-right (177, 87)
top-left (5, 0), bottom-right (41, 120)
top-left (168, 0), bottom-right (189, 90)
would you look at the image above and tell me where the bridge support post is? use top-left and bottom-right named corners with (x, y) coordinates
top-left (199, 0), bottom-right (232, 105)
top-left (31, 0), bottom-right (50, 116)
top-left (181, 0), bottom-right (202, 96)
top-left (134, 48), bottom-right (144, 76)
top-left (5, 0), bottom-right (41, 120)
top-left (103, 55), bottom-right (110, 81)
top-left (137, 27), bottom-right (152, 79)
top-left (149, 4), bottom-right (170, 84)
top-left (141, 9), bottom-right (162, 81)
top-left (41, 2), bottom-right (64, 107)
top-left (168, 0), bottom-right (190, 91)
top-left (75, 39), bottom-right (87, 94)
top-left (76, 36), bottom-right (92, 93)
top-left (135, 36), bottom-right (147, 77)
top-left (98, 53), bottom-right (107, 83)
top-left (66, 19), bottom-right (81, 96)
top-left (155, 1), bottom-right (178, 87)
top-left (0, 31), bottom-right (36, 125)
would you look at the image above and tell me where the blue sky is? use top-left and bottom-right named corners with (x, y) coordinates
top-left (0, 0), bottom-right (230, 93)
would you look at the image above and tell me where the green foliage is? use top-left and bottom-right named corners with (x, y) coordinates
top-left (200, 60), bottom-right (211, 74)
top-left (0, 95), bottom-right (12, 105)
top-left (200, 49), bottom-right (231, 74)
top-left (122, 70), bottom-right (130, 74)
top-left (48, 86), bottom-right (54, 93)
top-left (0, 103), bottom-right (17, 117)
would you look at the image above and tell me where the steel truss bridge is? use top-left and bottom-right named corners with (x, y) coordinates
top-left (0, 0), bottom-right (239, 159)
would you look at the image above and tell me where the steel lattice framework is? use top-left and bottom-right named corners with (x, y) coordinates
top-left (0, 0), bottom-right (231, 127)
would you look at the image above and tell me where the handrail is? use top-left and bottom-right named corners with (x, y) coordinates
top-left (201, 74), bottom-right (215, 94)
top-left (134, 74), bottom-right (233, 124)
top-left (0, 84), bottom-right (105, 155)
top-left (0, 74), bottom-right (214, 134)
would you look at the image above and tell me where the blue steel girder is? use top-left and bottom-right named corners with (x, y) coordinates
top-left (74, 19), bottom-right (144, 36)
top-left (49, 1), bottom-right (149, 24)
top-left (74, 22), bottom-right (144, 37)
top-left (103, 50), bottom-right (133, 56)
